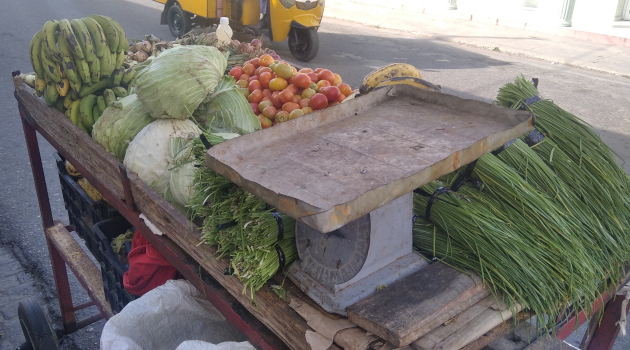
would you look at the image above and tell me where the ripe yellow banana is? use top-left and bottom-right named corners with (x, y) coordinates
top-left (56, 34), bottom-right (80, 85)
top-left (374, 76), bottom-right (442, 92)
top-left (359, 63), bottom-right (422, 95)
top-left (81, 17), bottom-right (107, 58)
top-left (59, 19), bottom-right (85, 60)
top-left (42, 20), bottom-right (61, 64)
top-left (29, 30), bottom-right (45, 78)
top-left (35, 76), bottom-right (46, 95)
top-left (56, 78), bottom-right (70, 97)
top-left (88, 15), bottom-right (119, 53)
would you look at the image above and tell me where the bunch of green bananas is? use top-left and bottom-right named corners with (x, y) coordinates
top-left (29, 15), bottom-right (137, 134)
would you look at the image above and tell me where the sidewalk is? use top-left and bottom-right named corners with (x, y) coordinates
top-left (324, 1), bottom-right (630, 78)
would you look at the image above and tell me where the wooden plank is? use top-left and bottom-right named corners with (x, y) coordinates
top-left (46, 221), bottom-right (113, 317)
top-left (206, 85), bottom-right (534, 233)
top-left (347, 263), bottom-right (490, 347)
top-left (14, 83), bottom-right (312, 350)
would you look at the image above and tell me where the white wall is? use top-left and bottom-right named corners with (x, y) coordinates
top-left (573, 0), bottom-right (619, 29)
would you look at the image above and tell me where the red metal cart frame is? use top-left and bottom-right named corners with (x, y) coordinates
top-left (13, 70), bottom-right (627, 349)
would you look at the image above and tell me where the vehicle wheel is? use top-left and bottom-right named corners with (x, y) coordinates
top-left (288, 27), bottom-right (319, 62)
top-left (18, 298), bottom-right (60, 350)
top-left (168, 3), bottom-right (192, 38)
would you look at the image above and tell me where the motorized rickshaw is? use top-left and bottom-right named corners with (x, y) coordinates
top-left (154, 0), bottom-right (324, 61)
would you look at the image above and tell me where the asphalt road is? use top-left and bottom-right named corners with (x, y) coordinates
top-left (0, 1), bottom-right (629, 349)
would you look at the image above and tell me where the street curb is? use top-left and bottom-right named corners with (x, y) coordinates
top-left (322, 6), bottom-right (630, 78)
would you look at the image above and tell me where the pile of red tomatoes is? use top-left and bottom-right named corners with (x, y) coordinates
top-left (228, 54), bottom-right (353, 129)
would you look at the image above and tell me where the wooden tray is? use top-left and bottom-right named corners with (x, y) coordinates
top-left (206, 85), bottom-right (534, 233)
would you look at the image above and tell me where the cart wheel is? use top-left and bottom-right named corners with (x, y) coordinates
top-left (18, 298), bottom-right (60, 350)
top-left (168, 3), bottom-right (192, 38)
top-left (288, 27), bottom-right (319, 62)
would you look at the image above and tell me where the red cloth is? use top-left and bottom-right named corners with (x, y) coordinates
top-left (123, 231), bottom-right (181, 296)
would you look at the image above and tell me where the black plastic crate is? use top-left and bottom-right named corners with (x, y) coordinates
top-left (94, 216), bottom-right (136, 314)
top-left (54, 153), bottom-right (119, 257)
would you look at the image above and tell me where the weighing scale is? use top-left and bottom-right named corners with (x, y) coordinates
top-left (206, 85), bottom-right (533, 316)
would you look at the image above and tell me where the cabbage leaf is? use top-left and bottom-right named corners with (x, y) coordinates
top-left (135, 45), bottom-right (227, 120)
top-left (194, 76), bottom-right (261, 135)
top-left (92, 94), bottom-right (154, 161)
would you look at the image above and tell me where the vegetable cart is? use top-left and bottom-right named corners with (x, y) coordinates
top-left (11, 71), bottom-right (630, 350)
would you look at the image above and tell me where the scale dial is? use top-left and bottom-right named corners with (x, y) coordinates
top-left (296, 214), bottom-right (371, 290)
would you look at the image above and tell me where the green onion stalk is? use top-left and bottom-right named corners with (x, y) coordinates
top-left (413, 176), bottom-right (602, 332)
top-left (496, 76), bottom-right (630, 210)
top-left (496, 139), bottom-right (625, 283)
top-left (188, 135), bottom-right (298, 300)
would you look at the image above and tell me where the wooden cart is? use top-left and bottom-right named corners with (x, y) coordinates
top-left (11, 71), bottom-right (629, 350)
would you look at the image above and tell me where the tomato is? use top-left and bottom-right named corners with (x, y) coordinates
top-left (276, 111), bottom-right (290, 123)
top-left (248, 89), bottom-right (263, 104)
top-left (261, 97), bottom-right (271, 102)
top-left (299, 98), bottom-right (310, 108)
top-left (238, 74), bottom-right (250, 82)
top-left (269, 77), bottom-right (288, 91)
top-left (245, 58), bottom-right (259, 68)
top-left (271, 91), bottom-right (282, 108)
top-left (320, 86), bottom-right (341, 102)
top-left (255, 72), bottom-right (271, 90)
top-left (337, 83), bottom-right (352, 97)
top-left (275, 63), bottom-right (294, 79)
top-left (239, 88), bottom-right (250, 98)
top-left (310, 82), bottom-right (319, 92)
top-left (317, 80), bottom-right (331, 89)
top-left (263, 106), bottom-right (277, 120)
top-left (258, 54), bottom-right (274, 67)
top-left (329, 102), bottom-right (340, 107)
top-left (293, 73), bottom-right (311, 89)
top-left (292, 95), bottom-right (302, 104)
top-left (250, 102), bottom-right (259, 114)
top-left (248, 80), bottom-right (262, 93)
top-left (282, 102), bottom-right (301, 114)
top-left (314, 68), bottom-right (324, 74)
top-left (289, 108), bottom-right (304, 120)
top-left (258, 100), bottom-right (273, 112)
top-left (262, 88), bottom-right (272, 98)
top-left (287, 84), bottom-right (299, 95)
top-left (338, 93), bottom-right (346, 103)
top-left (310, 93), bottom-right (328, 110)
top-left (306, 72), bottom-right (318, 83)
top-left (260, 116), bottom-right (273, 129)
top-left (229, 67), bottom-right (243, 80)
top-left (301, 88), bottom-right (316, 99)
top-left (258, 67), bottom-right (272, 75)
top-left (248, 75), bottom-right (259, 83)
top-left (317, 69), bottom-right (335, 84)
top-left (269, 62), bottom-right (277, 72)
top-left (242, 63), bottom-right (256, 76)
top-left (333, 73), bottom-right (342, 86)
top-left (298, 68), bottom-right (314, 74)
top-left (278, 89), bottom-right (294, 104)
top-left (236, 80), bottom-right (249, 89)
top-left (301, 107), bottom-right (313, 114)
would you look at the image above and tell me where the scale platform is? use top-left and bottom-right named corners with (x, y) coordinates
top-left (205, 85), bottom-right (533, 317)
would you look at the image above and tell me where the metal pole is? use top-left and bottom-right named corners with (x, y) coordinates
top-left (558, 0), bottom-right (576, 27)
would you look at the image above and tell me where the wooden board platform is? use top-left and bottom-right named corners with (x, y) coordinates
top-left (206, 85), bottom-right (534, 233)
top-left (347, 263), bottom-right (490, 347)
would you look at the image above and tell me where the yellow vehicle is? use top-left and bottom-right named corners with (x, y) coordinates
top-left (154, 0), bottom-right (324, 61)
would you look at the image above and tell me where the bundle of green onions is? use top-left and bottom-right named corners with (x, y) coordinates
top-left (188, 133), bottom-right (298, 300)
top-left (414, 172), bottom-right (602, 331)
